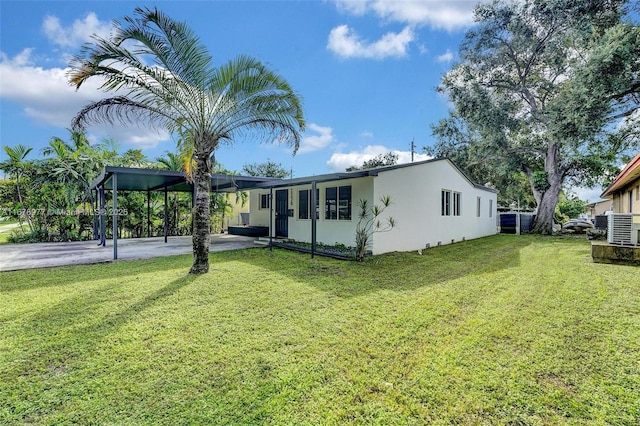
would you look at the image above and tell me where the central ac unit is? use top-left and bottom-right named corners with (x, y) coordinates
top-left (608, 214), bottom-right (640, 245)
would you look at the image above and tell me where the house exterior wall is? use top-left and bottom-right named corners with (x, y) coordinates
top-left (249, 177), bottom-right (374, 247)
top-left (612, 178), bottom-right (640, 214)
top-left (249, 159), bottom-right (498, 255)
top-left (371, 160), bottom-right (498, 254)
top-left (586, 200), bottom-right (613, 219)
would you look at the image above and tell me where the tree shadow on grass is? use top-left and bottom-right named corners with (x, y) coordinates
top-left (4, 274), bottom-right (197, 387)
top-left (233, 235), bottom-right (534, 299)
top-left (0, 254), bottom-right (193, 293)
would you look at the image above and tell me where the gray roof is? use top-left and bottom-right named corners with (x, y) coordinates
top-left (89, 166), bottom-right (278, 193)
top-left (255, 157), bottom-right (499, 193)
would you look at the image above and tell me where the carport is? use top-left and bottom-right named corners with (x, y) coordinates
top-left (90, 166), bottom-right (278, 260)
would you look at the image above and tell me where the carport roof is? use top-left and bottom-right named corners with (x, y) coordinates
top-left (90, 166), bottom-right (279, 193)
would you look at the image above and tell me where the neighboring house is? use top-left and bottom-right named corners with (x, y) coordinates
top-left (249, 158), bottom-right (498, 255)
top-left (601, 151), bottom-right (640, 213)
top-left (585, 199), bottom-right (613, 219)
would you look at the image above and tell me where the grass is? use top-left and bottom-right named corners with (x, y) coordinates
top-left (1, 235), bottom-right (638, 425)
top-left (0, 221), bottom-right (25, 244)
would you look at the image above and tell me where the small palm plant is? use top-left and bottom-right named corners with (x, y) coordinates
top-left (355, 195), bottom-right (396, 262)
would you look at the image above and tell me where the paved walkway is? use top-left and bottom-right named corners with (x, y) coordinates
top-left (0, 223), bottom-right (21, 233)
top-left (0, 234), bottom-right (260, 271)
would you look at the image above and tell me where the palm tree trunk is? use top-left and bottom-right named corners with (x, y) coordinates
top-left (14, 173), bottom-right (34, 233)
top-left (189, 159), bottom-right (211, 274)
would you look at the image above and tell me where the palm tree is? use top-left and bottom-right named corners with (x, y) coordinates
top-left (0, 144), bottom-right (34, 232)
top-left (68, 7), bottom-right (305, 273)
top-left (155, 152), bottom-right (185, 172)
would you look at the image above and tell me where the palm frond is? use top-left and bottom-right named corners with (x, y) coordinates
top-left (71, 96), bottom-right (169, 131)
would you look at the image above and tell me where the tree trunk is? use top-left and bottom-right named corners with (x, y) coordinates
top-left (531, 143), bottom-right (563, 235)
top-left (532, 186), bottom-right (561, 234)
top-left (189, 157), bottom-right (211, 274)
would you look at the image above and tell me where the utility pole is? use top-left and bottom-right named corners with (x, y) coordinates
top-left (410, 138), bottom-right (416, 162)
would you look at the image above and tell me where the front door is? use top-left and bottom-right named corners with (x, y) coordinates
top-left (275, 189), bottom-right (288, 237)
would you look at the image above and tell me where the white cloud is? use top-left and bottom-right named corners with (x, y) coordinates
top-left (327, 25), bottom-right (414, 59)
top-left (436, 49), bottom-right (454, 63)
top-left (332, 0), bottom-right (476, 31)
top-left (569, 186), bottom-right (606, 204)
top-left (298, 123), bottom-right (335, 154)
top-left (327, 144), bottom-right (432, 171)
top-left (42, 13), bottom-right (112, 48)
top-left (361, 130), bottom-right (374, 138)
top-left (0, 49), bottom-right (169, 149)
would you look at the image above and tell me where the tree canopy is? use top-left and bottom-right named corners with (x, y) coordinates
top-left (242, 160), bottom-right (290, 178)
top-left (346, 152), bottom-right (398, 171)
top-left (429, 0), bottom-right (640, 233)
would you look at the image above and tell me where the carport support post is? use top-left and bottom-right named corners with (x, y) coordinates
top-left (99, 186), bottom-right (106, 247)
top-left (164, 187), bottom-right (168, 243)
top-left (269, 186), bottom-right (273, 251)
top-left (311, 180), bottom-right (317, 259)
top-left (92, 189), bottom-right (99, 240)
top-left (147, 190), bottom-right (151, 238)
top-left (112, 173), bottom-right (118, 260)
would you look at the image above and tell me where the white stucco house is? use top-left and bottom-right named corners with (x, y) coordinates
top-left (248, 158), bottom-right (499, 255)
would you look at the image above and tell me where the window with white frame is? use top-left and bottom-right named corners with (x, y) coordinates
top-left (298, 189), bottom-right (319, 219)
top-left (441, 190), bottom-right (461, 216)
top-left (325, 185), bottom-right (351, 220)
top-left (476, 196), bottom-right (481, 217)
top-left (489, 199), bottom-right (493, 217)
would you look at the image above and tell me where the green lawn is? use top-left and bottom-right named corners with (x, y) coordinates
top-left (0, 221), bottom-right (24, 244)
top-left (1, 235), bottom-right (638, 425)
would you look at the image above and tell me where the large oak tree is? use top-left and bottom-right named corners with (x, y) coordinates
top-left (430, 0), bottom-right (639, 233)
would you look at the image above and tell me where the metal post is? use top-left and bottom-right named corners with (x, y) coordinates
top-left (99, 186), bottom-right (106, 247)
top-left (311, 181), bottom-right (317, 259)
top-left (112, 173), bottom-right (118, 260)
top-left (269, 187), bottom-right (273, 251)
top-left (147, 190), bottom-right (151, 238)
top-left (93, 189), bottom-right (99, 240)
top-left (164, 187), bottom-right (168, 243)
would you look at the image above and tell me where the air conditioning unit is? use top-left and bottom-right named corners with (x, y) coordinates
top-left (608, 214), bottom-right (640, 245)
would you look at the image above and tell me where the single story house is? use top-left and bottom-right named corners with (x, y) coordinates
top-left (585, 199), bottom-right (613, 219)
top-left (601, 151), bottom-right (640, 213)
top-left (248, 158), bottom-right (498, 255)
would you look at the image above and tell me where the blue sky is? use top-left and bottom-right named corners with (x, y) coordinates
top-left (0, 1), bottom-right (476, 175)
top-left (1, 0), bottom-right (616, 202)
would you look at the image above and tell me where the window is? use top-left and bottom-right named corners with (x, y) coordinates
top-left (325, 185), bottom-right (351, 220)
top-left (476, 197), bottom-right (481, 217)
top-left (441, 190), bottom-right (450, 216)
top-left (441, 190), bottom-right (461, 216)
top-left (489, 199), bottom-right (493, 217)
top-left (298, 189), bottom-right (319, 219)
top-left (453, 192), bottom-right (461, 216)
top-left (259, 193), bottom-right (270, 209)
top-left (636, 185), bottom-right (639, 201)
top-left (339, 186), bottom-right (352, 220)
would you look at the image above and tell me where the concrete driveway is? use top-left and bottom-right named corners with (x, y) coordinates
top-left (0, 234), bottom-right (260, 271)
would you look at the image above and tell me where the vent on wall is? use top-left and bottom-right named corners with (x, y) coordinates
top-left (608, 214), bottom-right (639, 245)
